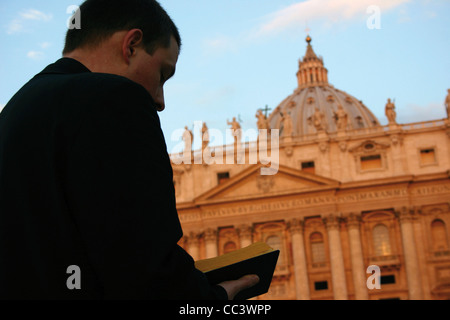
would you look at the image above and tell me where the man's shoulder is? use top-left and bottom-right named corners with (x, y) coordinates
top-left (32, 70), bottom-right (157, 116)
top-left (35, 58), bottom-right (150, 102)
top-left (60, 72), bottom-right (150, 101)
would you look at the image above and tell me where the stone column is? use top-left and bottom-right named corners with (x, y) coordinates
top-left (346, 213), bottom-right (369, 300)
top-left (187, 232), bottom-right (201, 261)
top-left (287, 218), bottom-right (310, 300)
top-left (237, 224), bottom-right (253, 248)
top-left (412, 210), bottom-right (431, 300)
top-left (204, 228), bottom-right (218, 259)
top-left (398, 208), bottom-right (423, 300)
top-left (316, 67), bottom-right (322, 82)
top-left (323, 214), bottom-right (348, 300)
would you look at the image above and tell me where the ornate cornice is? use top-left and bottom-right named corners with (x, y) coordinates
top-left (323, 213), bottom-right (341, 230)
top-left (204, 228), bottom-right (218, 242)
top-left (395, 207), bottom-right (415, 223)
top-left (236, 224), bottom-right (253, 240)
top-left (287, 218), bottom-right (305, 234)
top-left (346, 212), bottom-right (362, 229)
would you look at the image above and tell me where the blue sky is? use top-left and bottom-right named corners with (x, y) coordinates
top-left (1, 0), bottom-right (449, 153)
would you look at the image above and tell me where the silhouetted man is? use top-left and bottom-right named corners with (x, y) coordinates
top-left (0, 0), bottom-right (258, 299)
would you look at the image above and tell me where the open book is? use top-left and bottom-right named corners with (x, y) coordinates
top-left (195, 242), bottom-right (280, 300)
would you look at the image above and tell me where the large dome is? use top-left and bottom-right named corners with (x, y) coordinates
top-left (267, 36), bottom-right (380, 136)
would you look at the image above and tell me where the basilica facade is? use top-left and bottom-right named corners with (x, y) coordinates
top-left (170, 36), bottom-right (450, 300)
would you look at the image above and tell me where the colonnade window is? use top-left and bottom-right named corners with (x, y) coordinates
top-left (310, 232), bottom-right (326, 263)
top-left (372, 224), bottom-right (392, 256)
top-left (431, 219), bottom-right (449, 251)
top-left (266, 235), bottom-right (285, 265)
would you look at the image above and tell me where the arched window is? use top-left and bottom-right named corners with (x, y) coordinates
top-left (373, 224), bottom-right (392, 256)
top-left (223, 241), bottom-right (236, 254)
top-left (431, 219), bottom-right (449, 251)
top-left (310, 232), bottom-right (326, 263)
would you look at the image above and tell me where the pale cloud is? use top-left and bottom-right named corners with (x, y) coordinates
top-left (7, 9), bottom-right (53, 34)
top-left (203, 36), bottom-right (237, 55)
top-left (202, 0), bottom-right (410, 55)
top-left (424, 11), bottom-right (437, 19)
top-left (253, 0), bottom-right (410, 37)
top-left (0, 103), bottom-right (5, 113)
top-left (196, 86), bottom-right (236, 106)
top-left (19, 9), bottom-right (52, 21)
top-left (397, 7), bottom-right (411, 23)
top-left (27, 51), bottom-right (45, 60)
top-left (26, 42), bottom-right (51, 61)
top-left (40, 42), bottom-right (51, 49)
top-left (7, 19), bottom-right (25, 34)
top-left (397, 102), bottom-right (447, 124)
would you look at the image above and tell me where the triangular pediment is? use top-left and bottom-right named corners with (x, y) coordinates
top-left (195, 164), bottom-right (339, 203)
top-left (348, 140), bottom-right (390, 154)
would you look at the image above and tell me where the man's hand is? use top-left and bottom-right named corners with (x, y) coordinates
top-left (218, 274), bottom-right (260, 300)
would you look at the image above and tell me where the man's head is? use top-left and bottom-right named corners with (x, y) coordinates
top-left (63, 0), bottom-right (181, 111)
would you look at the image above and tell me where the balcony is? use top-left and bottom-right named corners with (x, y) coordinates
top-left (274, 264), bottom-right (290, 277)
top-left (368, 254), bottom-right (401, 269)
top-left (432, 250), bottom-right (450, 260)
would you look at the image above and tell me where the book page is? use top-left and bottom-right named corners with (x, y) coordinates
top-left (195, 242), bottom-right (274, 272)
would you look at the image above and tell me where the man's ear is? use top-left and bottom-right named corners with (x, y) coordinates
top-left (122, 29), bottom-right (144, 64)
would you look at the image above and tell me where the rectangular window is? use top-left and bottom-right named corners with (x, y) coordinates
top-left (217, 172), bottom-right (230, 184)
top-left (360, 154), bottom-right (382, 170)
top-left (380, 275), bottom-right (396, 285)
top-left (314, 281), bottom-right (328, 291)
top-left (420, 148), bottom-right (436, 165)
top-left (301, 161), bottom-right (315, 174)
top-left (311, 242), bottom-right (326, 263)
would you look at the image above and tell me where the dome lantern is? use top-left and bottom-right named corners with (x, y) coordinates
top-left (296, 35), bottom-right (329, 89)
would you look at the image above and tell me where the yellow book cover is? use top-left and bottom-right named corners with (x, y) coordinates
top-left (195, 242), bottom-right (280, 300)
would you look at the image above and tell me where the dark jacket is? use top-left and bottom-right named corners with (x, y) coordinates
top-left (0, 58), bottom-right (226, 300)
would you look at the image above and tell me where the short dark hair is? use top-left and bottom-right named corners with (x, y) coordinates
top-left (63, 0), bottom-right (181, 55)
